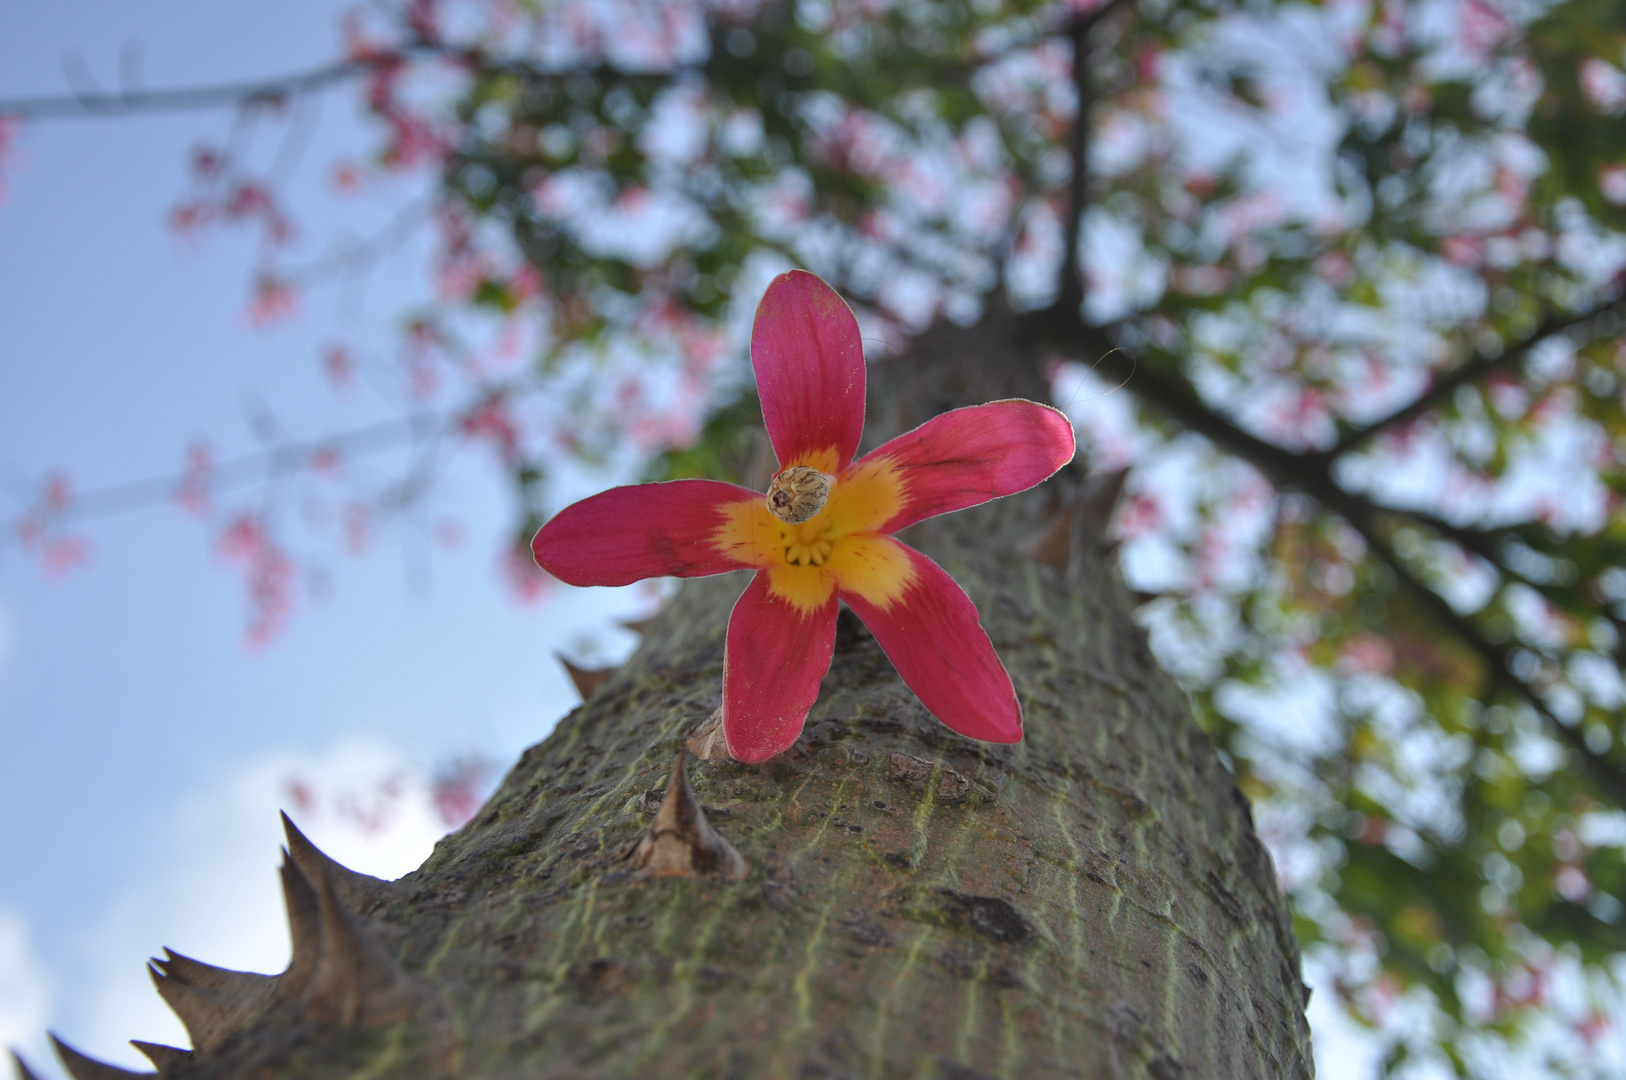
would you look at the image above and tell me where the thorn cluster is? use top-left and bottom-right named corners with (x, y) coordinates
top-left (19, 814), bottom-right (419, 1080)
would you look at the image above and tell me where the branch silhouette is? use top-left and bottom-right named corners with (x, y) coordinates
top-left (1054, 0), bottom-right (1131, 313)
top-left (1325, 296), bottom-right (1626, 459)
top-left (0, 56), bottom-right (397, 120)
top-left (2, 411), bottom-right (451, 542)
top-left (1024, 302), bottom-right (1626, 804)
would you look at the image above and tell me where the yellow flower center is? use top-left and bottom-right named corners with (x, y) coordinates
top-left (778, 518), bottom-right (837, 567)
top-left (707, 448), bottom-right (914, 611)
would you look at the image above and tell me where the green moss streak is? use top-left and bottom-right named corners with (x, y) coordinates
top-left (201, 494), bottom-right (1311, 1080)
top-left (867, 925), bottom-right (934, 1080)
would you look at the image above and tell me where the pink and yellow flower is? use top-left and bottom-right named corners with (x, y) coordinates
top-left (532, 271), bottom-right (1075, 762)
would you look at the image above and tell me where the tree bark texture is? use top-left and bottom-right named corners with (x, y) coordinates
top-left (55, 320), bottom-right (1314, 1080)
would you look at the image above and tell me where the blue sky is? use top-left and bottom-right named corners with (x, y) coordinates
top-left (0, 1), bottom-right (652, 1070)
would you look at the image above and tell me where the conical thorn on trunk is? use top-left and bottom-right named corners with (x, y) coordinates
top-left (276, 849), bottom-right (322, 1004)
top-left (157, 948), bottom-right (274, 1001)
top-left (557, 653), bottom-right (616, 699)
top-left (280, 811), bottom-right (393, 914)
top-left (129, 1042), bottom-right (190, 1076)
top-left (1022, 467), bottom-right (1130, 575)
top-left (684, 708), bottom-right (731, 762)
top-left (300, 856), bottom-right (416, 1027)
top-left (1079, 467), bottom-right (1131, 545)
top-left (147, 956), bottom-right (273, 1055)
top-left (48, 1035), bottom-right (155, 1080)
top-left (11, 1051), bottom-right (46, 1080)
top-left (631, 750), bottom-right (747, 880)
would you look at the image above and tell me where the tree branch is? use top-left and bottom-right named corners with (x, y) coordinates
top-left (1325, 297), bottom-right (1625, 460)
top-left (1023, 303), bottom-right (1626, 805)
top-left (1, 411), bottom-right (450, 538)
top-left (0, 56), bottom-right (399, 120)
top-left (1342, 513), bottom-right (1626, 809)
top-left (0, 41), bottom-right (714, 124)
top-left (1027, 306), bottom-right (1313, 487)
top-left (1372, 505), bottom-right (1508, 567)
top-left (1057, 12), bottom-right (1094, 314)
top-left (1053, 0), bottom-right (1137, 314)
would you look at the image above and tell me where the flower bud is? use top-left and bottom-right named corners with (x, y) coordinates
top-left (765, 466), bottom-right (832, 524)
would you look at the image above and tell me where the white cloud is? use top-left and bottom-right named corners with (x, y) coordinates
top-left (52, 740), bottom-right (449, 1071)
top-left (1306, 957), bottom-right (1384, 1080)
top-left (0, 909), bottom-right (51, 1068)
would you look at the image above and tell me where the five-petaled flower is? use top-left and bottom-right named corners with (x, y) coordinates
top-left (532, 271), bottom-right (1076, 762)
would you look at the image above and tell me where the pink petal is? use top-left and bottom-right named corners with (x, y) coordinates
top-left (752, 270), bottom-right (866, 472)
top-left (532, 479), bottom-right (770, 587)
top-left (722, 569), bottom-right (839, 762)
top-left (857, 400), bottom-right (1075, 533)
top-left (840, 540), bottom-right (1021, 744)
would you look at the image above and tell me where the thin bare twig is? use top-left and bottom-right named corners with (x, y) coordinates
top-left (1, 411), bottom-right (450, 539)
top-left (0, 57), bottom-right (388, 120)
top-left (0, 42), bottom-right (700, 124)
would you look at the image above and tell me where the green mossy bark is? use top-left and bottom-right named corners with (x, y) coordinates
top-left (198, 488), bottom-right (1312, 1080)
top-left (182, 317), bottom-right (1313, 1079)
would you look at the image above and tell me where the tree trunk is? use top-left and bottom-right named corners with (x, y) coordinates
top-left (41, 317), bottom-right (1314, 1080)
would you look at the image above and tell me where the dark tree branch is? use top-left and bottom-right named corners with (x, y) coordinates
top-left (1343, 514), bottom-right (1626, 809)
top-left (1057, 13), bottom-right (1094, 314)
top-left (1325, 297), bottom-right (1626, 460)
top-left (0, 43), bottom-right (639, 121)
top-left (1022, 303), bottom-right (1626, 804)
top-left (1026, 306), bottom-right (1314, 488)
top-left (1376, 505), bottom-right (1508, 565)
top-left (1052, 0), bottom-right (1133, 312)
top-left (0, 56), bottom-right (398, 120)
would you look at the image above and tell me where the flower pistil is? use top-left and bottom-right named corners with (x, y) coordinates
top-left (779, 518), bottom-right (837, 566)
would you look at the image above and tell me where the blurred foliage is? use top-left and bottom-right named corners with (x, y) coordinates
top-left (644, 389), bottom-right (765, 485)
